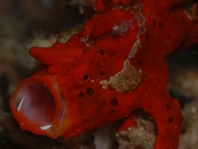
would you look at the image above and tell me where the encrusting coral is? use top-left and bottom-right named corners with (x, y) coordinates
top-left (8, 0), bottom-right (198, 149)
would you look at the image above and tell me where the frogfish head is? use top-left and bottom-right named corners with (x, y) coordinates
top-left (9, 8), bottom-right (140, 139)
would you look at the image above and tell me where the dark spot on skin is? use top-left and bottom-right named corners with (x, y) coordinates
top-left (97, 61), bottom-right (101, 66)
top-left (159, 21), bottom-right (163, 29)
top-left (99, 70), bottom-right (105, 75)
top-left (99, 49), bottom-right (105, 55)
top-left (83, 74), bottom-right (88, 80)
top-left (109, 51), bottom-right (116, 57)
top-left (111, 98), bottom-right (118, 106)
top-left (145, 33), bottom-right (150, 42)
top-left (86, 88), bottom-right (94, 95)
top-left (137, 60), bottom-right (142, 65)
top-left (166, 103), bottom-right (172, 110)
top-left (78, 92), bottom-right (84, 98)
top-left (152, 19), bottom-right (156, 26)
top-left (108, 109), bottom-right (115, 114)
top-left (168, 117), bottom-right (174, 123)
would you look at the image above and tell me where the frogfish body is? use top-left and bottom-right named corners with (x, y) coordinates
top-left (10, 0), bottom-right (198, 148)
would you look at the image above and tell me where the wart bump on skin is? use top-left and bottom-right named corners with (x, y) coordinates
top-left (99, 80), bottom-right (109, 89)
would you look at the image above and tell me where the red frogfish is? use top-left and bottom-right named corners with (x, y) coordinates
top-left (9, 0), bottom-right (198, 148)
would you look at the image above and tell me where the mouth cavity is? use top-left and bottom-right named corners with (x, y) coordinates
top-left (9, 75), bottom-right (71, 138)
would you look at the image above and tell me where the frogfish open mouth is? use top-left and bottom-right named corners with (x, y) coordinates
top-left (10, 75), bottom-right (71, 138)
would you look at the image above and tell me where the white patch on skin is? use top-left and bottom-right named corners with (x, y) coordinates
top-left (127, 4), bottom-right (146, 58)
top-left (128, 37), bottom-right (141, 58)
top-left (100, 60), bottom-right (141, 92)
top-left (112, 20), bottom-right (133, 37)
top-left (129, 4), bottom-right (146, 35)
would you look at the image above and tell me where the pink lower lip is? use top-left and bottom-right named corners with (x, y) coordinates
top-left (9, 75), bottom-right (71, 138)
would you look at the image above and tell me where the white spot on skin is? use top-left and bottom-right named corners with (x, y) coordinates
top-left (113, 25), bottom-right (119, 31)
top-left (112, 20), bottom-right (133, 37)
top-left (81, 36), bottom-right (92, 48)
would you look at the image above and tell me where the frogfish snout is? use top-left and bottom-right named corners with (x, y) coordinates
top-left (9, 75), bottom-right (71, 138)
